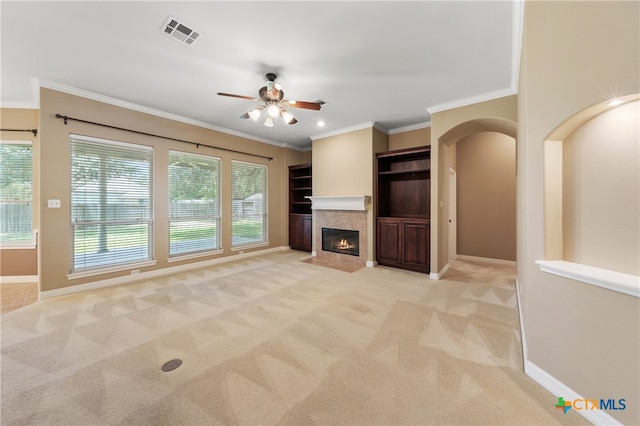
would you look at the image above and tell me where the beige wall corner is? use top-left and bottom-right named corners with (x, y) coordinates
top-left (389, 126), bottom-right (430, 151)
top-left (518, 2), bottom-right (639, 425)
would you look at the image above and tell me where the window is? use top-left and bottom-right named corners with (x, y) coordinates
top-left (169, 151), bottom-right (220, 256)
top-left (0, 141), bottom-right (33, 245)
top-left (231, 160), bottom-right (267, 246)
top-left (70, 136), bottom-right (153, 272)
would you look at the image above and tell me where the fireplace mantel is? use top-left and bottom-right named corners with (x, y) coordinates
top-left (305, 195), bottom-right (370, 211)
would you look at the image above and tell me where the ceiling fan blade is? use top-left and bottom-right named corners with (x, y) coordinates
top-left (217, 92), bottom-right (258, 101)
top-left (285, 100), bottom-right (322, 111)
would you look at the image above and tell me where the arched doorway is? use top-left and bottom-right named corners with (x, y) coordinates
top-left (437, 118), bottom-right (518, 275)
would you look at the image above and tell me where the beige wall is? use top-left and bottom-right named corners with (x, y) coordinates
top-left (431, 95), bottom-right (518, 274)
top-left (519, 2), bottom-right (639, 424)
top-left (456, 131), bottom-right (516, 261)
top-left (313, 127), bottom-right (374, 197)
top-left (312, 127), bottom-right (389, 262)
top-left (38, 88), bottom-right (297, 293)
top-left (388, 126), bottom-right (430, 151)
top-left (563, 100), bottom-right (639, 275)
top-left (0, 249), bottom-right (38, 276)
top-left (301, 149), bottom-right (312, 164)
top-left (0, 108), bottom-right (39, 276)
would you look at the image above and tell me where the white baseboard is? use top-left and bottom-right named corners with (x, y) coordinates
top-left (514, 276), bottom-right (527, 363)
top-left (456, 254), bottom-right (516, 266)
top-left (40, 246), bottom-right (289, 300)
top-left (366, 260), bottom-right (377, 267)
top-left (429, 262), bottom-right (450, 280)
top-left (524, 361), bottom-right (623, 426)
top-left (518, 277), bottom-right (624, 426)
top-left (0, 275), bottom-right (38, 284)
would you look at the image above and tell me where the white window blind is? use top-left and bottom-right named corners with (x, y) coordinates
top-left (231, 160), bottom-right (266, 246)
top-left (70, 136), bottom-right (153, 272)
top-left (169, 151), bottom-right (220, 256)
top-left (0, 141), bottom-right (33, 245)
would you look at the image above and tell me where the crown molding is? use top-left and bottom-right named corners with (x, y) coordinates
top-left (0, 101), bottom-right (39, 109)
top-left (281, 142), bottom-right (306, 152)
top-left (1, 77), bottom-right (44, 109)
top-left (310, 121), bottom-right (376, 141)
top-left (388, 121), bottom-right (432, 135)
top-left (1, 78), bottom-right (39, 108)
top-left (37, 79), bottom-right (291, 149)
top-left (427, 87), bottom-right (517, 115)
top-left (373, 122), bottom-right (388, 134)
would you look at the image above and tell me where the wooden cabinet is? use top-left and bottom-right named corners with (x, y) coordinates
top-left (289, 163), bottom-right (312, 252)
top-left (376, 147), bottom-right (430, 273)
top-left (289, 214), bottom-right (312, 251)
top-left (377, 218), bottom-right (430, 272)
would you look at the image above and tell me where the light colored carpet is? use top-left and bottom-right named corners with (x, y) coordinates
top-left (1, 251), bottom-right (587, 425)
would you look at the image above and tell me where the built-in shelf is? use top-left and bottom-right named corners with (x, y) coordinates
top-left (378, 169), bottom-right (430, 176)
top-left (376, 146), bottom-right (431, 273)
top-left (289, 163), bottom-right (312, 251)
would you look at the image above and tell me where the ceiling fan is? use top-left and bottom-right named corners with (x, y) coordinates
top-left (217, 73), bottom-right (323, 127)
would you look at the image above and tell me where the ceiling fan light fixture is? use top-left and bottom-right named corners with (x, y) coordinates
top-left (282, 111), bottom-right (295, 124)
top-left (267, 104), bottom-right (280, 118)
top-left (248, 108), bottom-right (261, 121)
top-left (218, 73), bottom-right (322, 127)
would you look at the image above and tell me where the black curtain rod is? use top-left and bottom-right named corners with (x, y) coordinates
top-left (0, 128), bottom-right (38, 136)
top-left (54, 114), bottom-right (273, 161)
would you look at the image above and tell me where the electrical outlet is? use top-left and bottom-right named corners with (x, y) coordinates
top-left (48, 199), bottom-right (61, 208)
top-left (131, 269), bottom-right (140, 275)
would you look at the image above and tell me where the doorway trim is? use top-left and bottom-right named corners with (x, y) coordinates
top-left (448, 167), bottom-right (457, 261)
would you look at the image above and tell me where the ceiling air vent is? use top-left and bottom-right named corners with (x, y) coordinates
top-left (161, 16), bottom-right (199, 46)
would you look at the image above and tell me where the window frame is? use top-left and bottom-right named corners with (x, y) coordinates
top-left (231, 160), bottom-right (268, 249)
top-left (0, 140), bottom-right (35, 248)
top-left (168, 150), bottom-right (222, 259)
top-left (68, 134), bottom-right (155, 276)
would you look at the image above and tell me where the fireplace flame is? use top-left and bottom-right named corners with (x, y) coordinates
top-left (336, 238), bottom-right (355, 250)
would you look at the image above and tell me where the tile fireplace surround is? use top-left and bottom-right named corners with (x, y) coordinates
top-left (307, 196), bottom-right (370, 267)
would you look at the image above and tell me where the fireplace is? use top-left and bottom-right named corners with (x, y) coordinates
top-left (307, 196), bottom-right (370, 267)
top-left (322, 228), bottom-right (360, 256)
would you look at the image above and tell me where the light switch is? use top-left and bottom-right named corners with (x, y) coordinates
top-left (48, 199), bottom-right (61, 208)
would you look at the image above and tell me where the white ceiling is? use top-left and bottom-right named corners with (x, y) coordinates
top-left (1, 1), bottom-right (521, 149)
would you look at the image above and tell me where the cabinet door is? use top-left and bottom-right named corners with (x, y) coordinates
top-left (402, 221), bottom-right (429, 271)
top-left (289, 215), bottom-right (303, 249)
top-left (301, 215), bottom-right (313, 252)
top-left (377, 220), bottom-right (401, 264)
